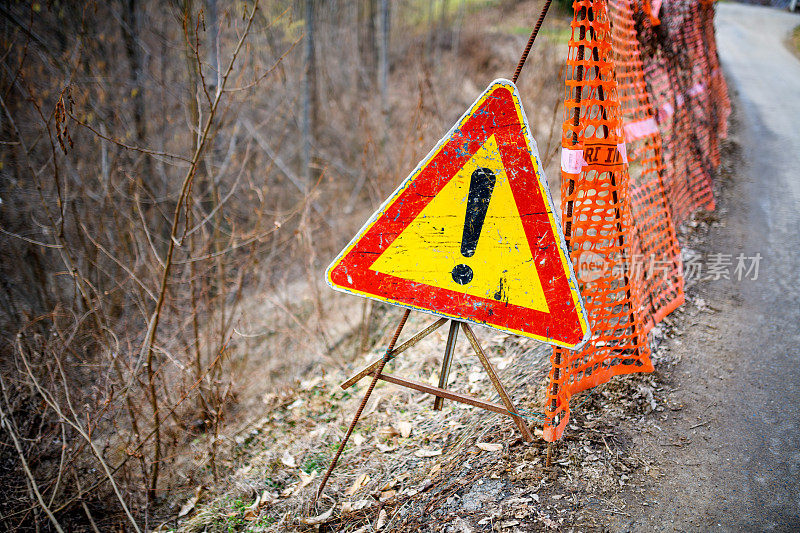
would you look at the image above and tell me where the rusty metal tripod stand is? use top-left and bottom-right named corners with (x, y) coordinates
top-left (315, 310), bottom-right (534, 500)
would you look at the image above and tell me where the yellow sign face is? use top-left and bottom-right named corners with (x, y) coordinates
top-left (326, 79), bottom-right (590, 349)
top-left (370, 135), bottom-right (549, 313)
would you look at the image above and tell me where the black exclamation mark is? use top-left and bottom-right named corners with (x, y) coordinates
top-left (451, 167), bottom-right (496, 285)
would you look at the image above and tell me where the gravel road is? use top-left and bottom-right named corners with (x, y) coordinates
top-left (612, 3), bottom-right (800, 531)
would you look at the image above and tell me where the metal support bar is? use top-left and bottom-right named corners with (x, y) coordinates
top-left (434, 321), bottom-right (460, 410)
top-left (461, 323), bottom-right (534, 442)
top-left (341, 317), bottom-right (448, 390)
top-left (376, 372), bottom-right (510, 415)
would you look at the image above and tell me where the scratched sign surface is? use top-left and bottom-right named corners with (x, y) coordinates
top-left (326, 79), bottom-right (590, 349)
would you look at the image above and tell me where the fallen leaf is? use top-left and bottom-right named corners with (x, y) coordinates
top-left (352, 432), bottom-right (365, 447)
top-left (301, 506), bottom-right (334, 525)
top-left (346, 473), bottom-right (370, 496)
top-left (428, 463), bottom-right (442, 477)
top-left (414, 448), bottom-right (442, 458)
top-left (243, 494), bottom-right (261, 521)
top-left (365, 393), bottom-right (385, 415)
top-left (177, 485), bottom-right (203, 518)
top-left (260, 490), bottom-right (277, 505)
top-left (500, 520), bottom-right (520, 528)
top-left (280, 451), bottom-right (296, 468)
top-left (541, 516), bottom-right (559, 529)
top-left (375, 508), bottom-right (387, 530)
top-left (287, 398), bottom-right (304, 409)
top-left (397, 420), bottom-right (413, 439)
top-left (300, 376), bottom-right (322, 390)
top-left (352, 499), bottom-right (371, 510)
top-left (378, 426), bottom-right (400, 438)
top-left (452, 516), bottom-right (474, 532)
top-left (376, 442), bottom-right (398, 453)
top-left (341, 501), bottom-right (354, 513)
top-left (476, 442), bottom-right (502, 452)
top-left (299, 469), bottom-right (317, 488)
top-left (379, 489), bottom-right (397, 501)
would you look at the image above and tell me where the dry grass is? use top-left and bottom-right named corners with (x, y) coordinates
top-left (173, 302), bottom-right (681, 532)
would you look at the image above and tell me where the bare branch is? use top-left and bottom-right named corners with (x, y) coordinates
top-left (0, 226), bottom-right (63, 248)
top-left (139, 0), bottom-right (261, 499)
top-left (0, 373), bottom-right (65, 533)
top-left (65, 108), bottom-right (192, 164)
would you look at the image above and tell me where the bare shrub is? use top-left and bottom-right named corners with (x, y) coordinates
top-left (0, 0), bottom-right (563, 529)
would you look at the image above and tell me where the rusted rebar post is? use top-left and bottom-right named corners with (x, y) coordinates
top-left (548, 2), bottom-right (588, 468)
top-left (512, 0), bottom-right (554, 84)
top-left (315, 308), bottom-right (410, 500)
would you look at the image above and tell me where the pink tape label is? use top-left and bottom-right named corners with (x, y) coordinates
top-left (617, 143), bottom-right (628, 165)
top-left (561, 144), bottom-right (628, 173)
top-left (561, 147), bottom-right (586, 174)
top-left (624, 117), bottom-right (659, 141)
top-left (688, 82), bottom-right (705, 97)
top-left (651, 0), bottom-right (662, 17)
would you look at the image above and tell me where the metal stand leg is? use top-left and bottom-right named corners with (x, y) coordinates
top-left (461, 323), bottom-right (534, 442)
top-left (434, 320), bottom-right (460, 410)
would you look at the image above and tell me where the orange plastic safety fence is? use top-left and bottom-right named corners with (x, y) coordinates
top-left (700, 0), bottom-right (731, 142)
top-left (607, 0), bottom-right (685, 330)
top-left (637, 0), bottom-right (718, 224)
top-left (544, 0), bottom-right (652, 442)
top-left (544, 0), bottom-right (730, 441)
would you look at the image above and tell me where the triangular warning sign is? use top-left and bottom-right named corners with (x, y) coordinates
top-left (326, 79), bottom-right (589, 349)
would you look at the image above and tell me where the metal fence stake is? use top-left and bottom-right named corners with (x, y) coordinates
top-left (315, 309), bottom-right (410, 501)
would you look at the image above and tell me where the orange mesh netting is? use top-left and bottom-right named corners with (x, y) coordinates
top-left (636, 0), bottom-right (717, 224)
top-left (700, 0), bottom-right (731, 143)
top-left (543, 0), bottom-right (730, 441)
top-left (543, 0), bottom-right (652, 442)
top-left (608, 0), bottom-right (684, 330)
top-left (679, 1), bottom-right (718, 168)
